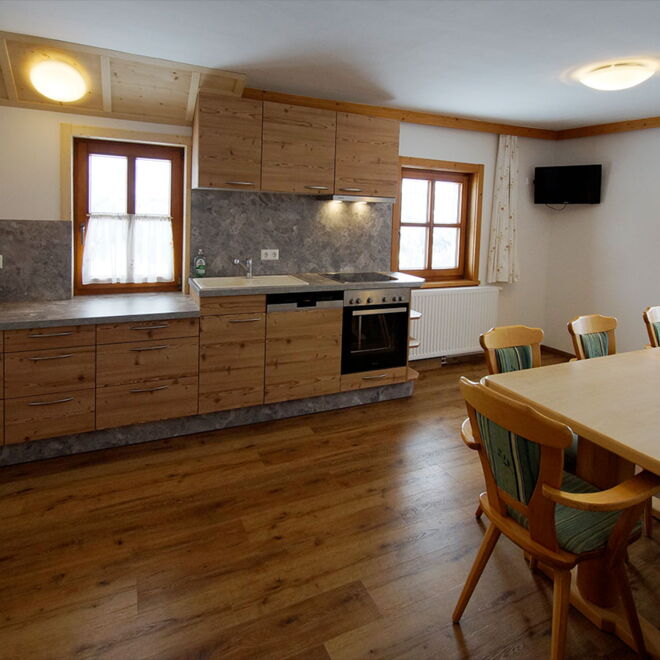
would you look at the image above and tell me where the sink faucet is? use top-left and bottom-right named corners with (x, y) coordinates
top-left (233, 257), bottom-right (253, 278)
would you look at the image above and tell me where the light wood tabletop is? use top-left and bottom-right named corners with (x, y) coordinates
top-left (485, 349), bottom-right (660, 475)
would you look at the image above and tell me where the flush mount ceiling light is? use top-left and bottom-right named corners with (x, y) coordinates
top-left (577, 60), bottom-right (656, 91)
top-left (29, 60), bottom-right (86, 102)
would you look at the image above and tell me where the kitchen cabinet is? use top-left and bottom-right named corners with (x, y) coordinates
top-left (265, 308), bottom-right (342, 403)
top-left (340, 366), bottom-right (408, 392)
top-left (334, 112), bottom-right (400, 198)
top-left (96, 317), bottom-right (199, 344)
top-left (4, 324), bottom-right (96, 352)
top-left (261, 102), bottom-right (336, 195)
top-left (193, 92), bottom-right (262, 191)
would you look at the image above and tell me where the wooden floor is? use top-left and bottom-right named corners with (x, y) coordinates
top-left (0, 354), bottom-right (658, 660)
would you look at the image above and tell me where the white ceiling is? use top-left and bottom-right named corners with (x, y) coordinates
top-left (1, 0), bottom-right (659, 130)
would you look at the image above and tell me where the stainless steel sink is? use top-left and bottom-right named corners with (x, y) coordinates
top-left (193, 275), bottom-right (310, 289)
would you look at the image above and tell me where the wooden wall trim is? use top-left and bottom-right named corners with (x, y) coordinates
top-left (556, 116), bottom-right (660, 140)
top-left (242, 88), bottom-right (558, 141)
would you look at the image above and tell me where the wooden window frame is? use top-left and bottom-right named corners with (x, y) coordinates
top-left (73, 137), bottom-right (184, 295)
top-left (391, 157), bottom-right (483, 287)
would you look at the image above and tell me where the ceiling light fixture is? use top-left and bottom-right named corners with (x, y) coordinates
top-left (577, 60), bottom-right (656, 91)
top-left (29, 60), bottom-right (86, 102)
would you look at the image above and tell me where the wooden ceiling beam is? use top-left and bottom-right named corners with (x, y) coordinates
top-left (556, 116), bottom-right (660, 140)
top-left (185, 71), bottom-right (201, 122)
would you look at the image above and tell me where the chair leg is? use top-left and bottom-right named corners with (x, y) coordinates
top-left (475, 502), bottom-right (484, 519)
top-left (550, 569), bottom-right (571, 660)
top-left (612, 561), bottom-right (647, 657)
top-left (452, 522), bottom-right (500, 623)
top-left (643, 498), bottom-right (653, 538)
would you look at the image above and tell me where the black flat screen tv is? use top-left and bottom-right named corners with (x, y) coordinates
top-left (534, 164), bottom-right (602, 204)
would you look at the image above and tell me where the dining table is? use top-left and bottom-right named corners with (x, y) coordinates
top-left (484, 348), bottom-right (660, 656)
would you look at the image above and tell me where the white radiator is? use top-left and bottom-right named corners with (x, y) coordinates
top-left (409, 286), bottom-right (499, 360)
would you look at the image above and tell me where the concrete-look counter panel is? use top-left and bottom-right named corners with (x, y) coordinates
top-left (0, 292), bottom-right (200, 330)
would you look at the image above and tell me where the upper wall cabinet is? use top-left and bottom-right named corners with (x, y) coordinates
top-left (193, 92), bottom-right (262, 190)
top-left (261, 102), bottom-right (336, 195)
top-left (334, 113), bottom-right (400, 198)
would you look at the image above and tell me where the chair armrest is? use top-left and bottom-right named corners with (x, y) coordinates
top-left (542, 471), bottom-right (660, 512)
top-left (461, 418), bottom-right (480, 450)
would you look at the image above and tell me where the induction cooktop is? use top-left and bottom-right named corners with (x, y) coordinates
top-left (321, 272), bottom-right (398, 284)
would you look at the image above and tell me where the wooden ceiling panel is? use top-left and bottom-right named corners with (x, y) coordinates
top-left (6, 38), bottom-right (103, 109)
top-left (0, 68), bottom-right (7, 99)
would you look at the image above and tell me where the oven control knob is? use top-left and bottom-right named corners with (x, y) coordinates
top-left (348, 298), bottom-right (354, 304)
top-left (392, 296), bottom-right (398, 302)
top-left (398, 296), bottom-right (404, 302)
top-left (355, 298), bottom-right (362, 304)
top-left (367, 297), bottom-right (373, 303)
top-left (382, 296), bottom-right (387, 302)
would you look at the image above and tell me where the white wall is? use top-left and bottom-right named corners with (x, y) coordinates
top-left (543, 127), bottom-right (660, 352)
top-left (0, 105), bottom-right (190, 222)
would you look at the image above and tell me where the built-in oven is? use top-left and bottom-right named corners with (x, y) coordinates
top-left (341, 288), bottom-right (410, 374)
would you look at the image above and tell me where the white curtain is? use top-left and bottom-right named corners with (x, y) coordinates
top-left (487, 134), bottom-right (519, 283)
top-left (82, 213), bottom-right (174, 284)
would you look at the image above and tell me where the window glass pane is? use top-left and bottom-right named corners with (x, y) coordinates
top-left (89, 154), bottom-right (127, 213)
top-left (433, 181), bottom-right (461, 224)
top-left (135, 158), bottom-right (171, 215)
top-left (399, 226), bottom-right (427, 270)
top-left (432, 227), bottom-right (460, 269)
top-left (401, 178), bottom-right (429, 223)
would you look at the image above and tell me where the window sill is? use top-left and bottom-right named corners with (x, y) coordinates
top-left (421, 279), bottom-right (480, 289)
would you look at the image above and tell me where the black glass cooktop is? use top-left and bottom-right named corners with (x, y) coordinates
top-left (322, 272), bottom-right (397, 284)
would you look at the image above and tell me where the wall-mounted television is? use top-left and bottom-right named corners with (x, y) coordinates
top-left (534, 164), bottom-right (602, 204)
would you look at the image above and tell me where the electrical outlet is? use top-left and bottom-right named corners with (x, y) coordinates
top-left (261, 249), bottom-right (279, 261)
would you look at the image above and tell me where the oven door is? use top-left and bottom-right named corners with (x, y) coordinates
top-left (341, 305), bottom-right (409, 374)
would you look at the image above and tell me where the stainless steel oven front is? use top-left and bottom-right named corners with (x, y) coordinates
top-left (341, 288), bottom-right (410, 374)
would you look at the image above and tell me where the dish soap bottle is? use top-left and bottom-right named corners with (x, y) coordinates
top-left (194, 248), bottom-right (207, 277)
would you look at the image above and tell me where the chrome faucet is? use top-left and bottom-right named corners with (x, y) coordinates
top-left (233, 257), bottom-right (253, 278)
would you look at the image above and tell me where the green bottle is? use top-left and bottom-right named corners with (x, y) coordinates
top-left (194, 248), bottom-right (207, 277)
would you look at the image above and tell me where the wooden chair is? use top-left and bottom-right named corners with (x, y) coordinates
top-left (642, 306), bottom-right (660, 347)
top-left (453, 378), bottom-right (659, 660)
top-left (567, 314), bottom-right (617, 360)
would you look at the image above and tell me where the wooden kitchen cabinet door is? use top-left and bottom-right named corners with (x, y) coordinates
top-left (194, 92), bottom-right (262, 190)
top-left (334, 112), bottom-right (399, 198)
top-left (261, 102), bottom-right (336, 195)
top-left (265, 308), bottom-right (342, 403)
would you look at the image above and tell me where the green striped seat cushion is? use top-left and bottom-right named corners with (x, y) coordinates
top-left (494, 345), bottom-right (533, 373)
top-left (580, 331), bottom-right (609, 358)
top-left (653, 321), bottom-right (660, 345)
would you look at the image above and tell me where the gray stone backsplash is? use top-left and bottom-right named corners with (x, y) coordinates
top-left (0, 219), bottom-right (72, 302)
top-left (191, 190), bottom-right (393, 276)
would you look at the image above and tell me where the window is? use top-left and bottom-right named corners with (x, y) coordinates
top-left (391, 158), bottom-right (483, 285)
top-left (73, 138), bottom-right (184, 294)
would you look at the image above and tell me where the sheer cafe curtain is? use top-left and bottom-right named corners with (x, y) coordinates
top-left (82, 213), bottom-right (174, 284)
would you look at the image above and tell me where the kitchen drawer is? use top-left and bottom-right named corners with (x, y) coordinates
top-left (0, 400), bottom-right (3, 446)
top-left (0, 352), bottom-right (3, 399)
top-left (96, 317), bottom-right (199, 345)
top-left (96, 336), bottom-right (199, 387)
top-left (200, 313), bottom-right (265, 342)
top-left (5, 325), bottom-right (95, 352)
top-left (196, 294), bottom-right (265, 317)
top-left (96, 376), bottom-right (198, 429)
top-left (5, 389), bottom-right (95, 445)
top-left (340, 367), bottom-right (408, 392)
top-left (4, 346), bottom-right (95, 398)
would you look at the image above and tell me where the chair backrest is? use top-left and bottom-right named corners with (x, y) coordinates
top-left (567, 314), bottom-right (617, 360)
top-left (479, 325), bottom-right (544, 375)
top-left (460, 377), bottom-right (573, 551)
top-left (642, 306), bottom-right (660, 348)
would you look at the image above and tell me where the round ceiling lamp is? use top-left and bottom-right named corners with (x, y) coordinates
top-left (29, 60), bottom-right (87, 102)
top-left (577, 60), bottom-right (656, 91)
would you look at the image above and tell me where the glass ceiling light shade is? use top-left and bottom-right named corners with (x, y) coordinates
top-left (29, 60), bottom-right (86, 102)
top-left (578, 61), bottom-right (656, 91)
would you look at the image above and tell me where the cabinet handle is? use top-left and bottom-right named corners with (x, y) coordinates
top-left (304, 185), bottom-right (329, 191)
top-left (129, 345), bottom-right (169, 351)
top-left (28, 397), bottom-right (74, 406)
top-left (27, 331), bottom-right (74, 338)
top-left (362, 374), bottom-right (389, 380)
top-left (340, 187), bottom-right (363, 193)
top-left (27, 353), bottom-right (73, 361)
top-left (130, 324), bottom-right (169, 331)
top-left (225, 181), bottom-right (255, 186)
top-left (130, 385), bottom-right (169, 394)
top-left (228, 318), bottom-right (261, 323)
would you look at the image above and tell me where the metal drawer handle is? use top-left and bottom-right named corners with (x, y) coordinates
top-left (362, 374), bottom-right (389, 380)
top-left (228, 318), bottom-right (261, 323)
top-left (28, 397), bottom-right (74, 406)
top-left (27, 353), bottom-right (73, 361)
top-left (27, 331), bottom-right (74, 338)
top-left (130, 385), bottom-right (169, 394)
top-left (130, 324), bottom-right (169, 331)
top-left (340, 187), bottom-right (363, 193)
top-left (304, 185), bottom-right (329, 190)
top-left (129, 345), bottom-right (169, 352)
top-left (225, 181), bottom-right (255, 186)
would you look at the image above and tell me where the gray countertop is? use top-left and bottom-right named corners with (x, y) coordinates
top-left (189, 272), bottom-right (425, 297)
top-left (0, 292), bottom-right (200, 330)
